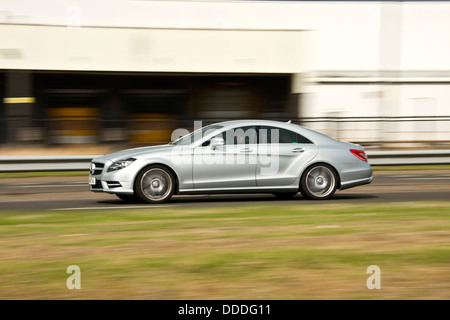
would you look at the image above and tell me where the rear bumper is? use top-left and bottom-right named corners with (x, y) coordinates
top-left (340, 175), bottom-right (373, 190)
top-left (338, 161), bottom-right (373, 190)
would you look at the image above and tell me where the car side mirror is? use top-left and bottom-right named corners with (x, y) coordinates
top-left (210, 137), bottom-right (224, 150)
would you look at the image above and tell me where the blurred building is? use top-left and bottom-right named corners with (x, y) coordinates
top-left (0, 0), bottom-right (449, 147)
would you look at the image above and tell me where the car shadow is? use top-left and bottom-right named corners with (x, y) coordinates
top-left (97, 193), bottom-right (379, 205)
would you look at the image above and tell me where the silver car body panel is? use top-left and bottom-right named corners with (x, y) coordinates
top-left (89, 120), bottom-right (373, 196)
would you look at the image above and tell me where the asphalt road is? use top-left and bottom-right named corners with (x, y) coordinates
top-left (1, 170), bottom-right (449, 211)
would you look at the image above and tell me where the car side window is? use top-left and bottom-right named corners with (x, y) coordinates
top-left (219, 126), bottom-right (258, 145)
top-left (297, 133), bottom-right (313, 144)
top-left (258, 126), bottom-right (313, 144)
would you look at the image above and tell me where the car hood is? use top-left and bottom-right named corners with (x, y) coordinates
top-left (92, 144), bottom-right (179, 163)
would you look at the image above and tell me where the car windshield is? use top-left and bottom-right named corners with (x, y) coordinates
top-left (168, 124), bottom-right (224, 145)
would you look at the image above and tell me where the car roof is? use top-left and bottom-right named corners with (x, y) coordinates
top-left (211, 119), bottom-right (337, 144)
top-left (214, 119), bottom-right (297, 129)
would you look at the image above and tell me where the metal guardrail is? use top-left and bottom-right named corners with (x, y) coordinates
top-left (366, 150), bottom-right (450, 166)
top-left (1, 150), bottom-right (450, 172)
top-left (0, 155), bottom-right (97, 172)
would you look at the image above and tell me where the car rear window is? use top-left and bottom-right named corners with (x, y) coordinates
top-left (258, 126), bottom-right (313, 144)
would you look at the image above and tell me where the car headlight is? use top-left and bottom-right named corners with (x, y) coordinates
top-left (107, 158), bottom-right (136, 172)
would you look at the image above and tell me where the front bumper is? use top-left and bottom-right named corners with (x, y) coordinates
top-left (89, 177), bottom-right (135, 194)
top-left (89, 161), bottom-right (135, 195)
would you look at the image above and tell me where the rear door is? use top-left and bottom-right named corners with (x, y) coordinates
top-left (256, 126), bottom-right (318, 187)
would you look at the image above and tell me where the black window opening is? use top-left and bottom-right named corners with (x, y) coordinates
top-left (208, 126), bottom-right (313, 146)
top-left (258, 126), bottom-right (313, 144)
top-left (220, 126), bottom-right (258, 145)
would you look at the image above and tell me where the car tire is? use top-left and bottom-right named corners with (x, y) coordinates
top-left (300, 164), bottom-right (338, 200)
top-left (134, 165), bottom-right (175, 204)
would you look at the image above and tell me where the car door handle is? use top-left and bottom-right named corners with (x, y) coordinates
top-left (239, 147), bottom-right (254, 153)
top-left (292, 147), bottom-right (305, 153)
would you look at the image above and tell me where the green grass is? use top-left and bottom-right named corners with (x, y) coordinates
top-left (0, 171), bottom-right (89, 178)
top-left (0, 202), bottom-right (449, 299)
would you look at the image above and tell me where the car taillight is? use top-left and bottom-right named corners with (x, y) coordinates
top-left (350, 149), bottom-right (368, 162)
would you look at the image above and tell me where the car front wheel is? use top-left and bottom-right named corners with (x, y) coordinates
top-left (135, 165), bottom-right (175, 203)
top-left (300, 164), bottom-right (337, 200)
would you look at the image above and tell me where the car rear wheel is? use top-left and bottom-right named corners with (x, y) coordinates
top-left (135, 165), bottom-right (175, 203)
top-left (300, 164), bottom-right (337, 200)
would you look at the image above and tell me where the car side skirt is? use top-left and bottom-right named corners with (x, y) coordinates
top-left (178, 185), bottom-right (299, 195)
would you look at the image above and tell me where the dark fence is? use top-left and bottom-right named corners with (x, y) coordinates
top-left (1, 116), bottom-right (450, 149)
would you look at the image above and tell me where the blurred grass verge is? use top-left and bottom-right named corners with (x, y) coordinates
top-left (0, 202), bottom-right (449, 299)
top-left (0, 171), bottom-right (89, 178)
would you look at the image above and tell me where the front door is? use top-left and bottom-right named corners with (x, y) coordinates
top-left (192, 126), bottom-right (258, 189)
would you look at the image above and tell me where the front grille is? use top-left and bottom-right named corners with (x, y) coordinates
top-left (90, 162), bottom-right (104, 175)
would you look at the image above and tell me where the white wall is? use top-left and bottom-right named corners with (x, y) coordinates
top-left (0, 24), bottom-right (307, 73)
top-left (1, 0), bottom-right (450, 144)
top-left (0, 0), bottom-right (394, 73)
top-left (2, 1), bottom-right (449, 72)
top-left (401, 3), bottom-right (450, 71)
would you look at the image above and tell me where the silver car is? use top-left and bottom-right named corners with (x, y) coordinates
top-left (89, 120), bottom-right (373, 203)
